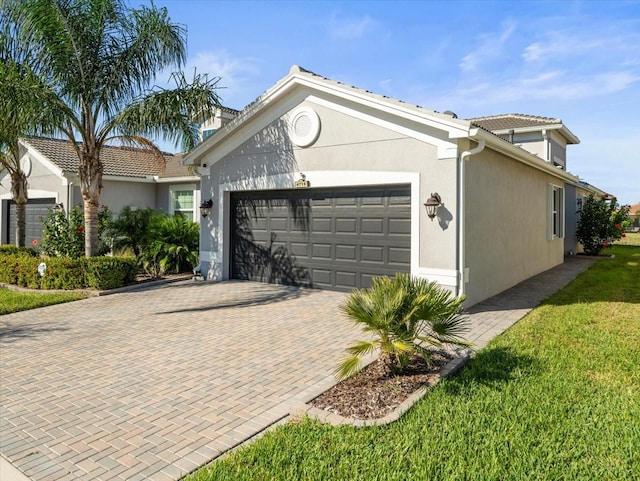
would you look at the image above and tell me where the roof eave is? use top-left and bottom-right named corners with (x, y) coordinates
top-left (473, 129), bottom-right (580, 183)
top-left (184, 66), bottom-right (473, 166)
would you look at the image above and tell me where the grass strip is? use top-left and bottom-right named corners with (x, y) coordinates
top-left (0, 287), bottom-right (86, 315)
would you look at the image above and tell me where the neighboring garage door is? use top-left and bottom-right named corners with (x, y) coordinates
top-left (7, 198), bottom-right (56, 245)
top-left (231, 185), bottom-right (411, 291)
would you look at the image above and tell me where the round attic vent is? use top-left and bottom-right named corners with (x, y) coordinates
top-left (289, 106), bottom-right (320, 147)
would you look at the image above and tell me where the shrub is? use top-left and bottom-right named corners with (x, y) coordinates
top-left (0, 245), bottom-right (38, 257)
top-left (84, 257), bottom-right (137, 290)
top-left (576, 194), bottom-right (631, 255)
top-left (0, 253), bottom-right (137, 290)
top-left (147, 215), bottom-right (199, 274)
top-left (39, 258), bottom-right (86, 290)
top-left (41, 205), bottom-right (112, 258)
top-left (0, 253), bottom-right (40, 287)
top-left (336, 274), bottom-right (471, 379)
top-left (109, 207), bottom-right (163, 258)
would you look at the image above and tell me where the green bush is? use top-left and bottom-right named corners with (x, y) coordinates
top-left (109, 207), bottom-right (199, 277)
top-left (109, 207), bottom-right (163, 258)
top-left (576, 194), bottom-right (631, 255)
top-left (84, 257), bottom-right (137, 290)
top-left (0, 245), bottom-right (38, 257)
top-left (147, 215), bottom-right (199, 274)
top-left (0, 254), bottom-right (40, 287)
top-left (0, 253), bottom-right (136, 290)
top-left (41, 205), bottom-right (112, 258)
top-left (39, 258), bottom-right (86, 289)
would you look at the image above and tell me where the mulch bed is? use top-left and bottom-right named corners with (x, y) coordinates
top-left (310, 350), bottom-right (460, 420)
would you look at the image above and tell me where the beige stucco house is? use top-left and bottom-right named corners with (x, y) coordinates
top-left (0, 138), bottom-right (201, 246)
top-left (183, 65), bottom-right (606, 306)
top-left (0, 108), bottom-right (239, 246)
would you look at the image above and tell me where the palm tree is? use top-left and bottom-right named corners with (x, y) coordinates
top-left (5, 0), bottom-right (221, 256)
top-left (336, 274), bottom-right (472, 380)
top-left (0, 3), bottom-right (63, 246)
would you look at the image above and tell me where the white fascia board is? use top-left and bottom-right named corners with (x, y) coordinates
top-left (102, 175), bottom-right (157, 183)
top-left (473, 130), bottom-right (580, 183)
top-left (154, 176), bottom-right (200, 184)
top-left (186, 92), bottom-right (310, 167)
top-left (289, 74), bottom-right (472, 138)
top-left (184, 70), bottom-right (473, 165)
top-left (20, 139), bottom-right (66, 178)
top-left (488, 124), bottom-right (580, 144)
top-left (306, 96), bottom-right (458, 158)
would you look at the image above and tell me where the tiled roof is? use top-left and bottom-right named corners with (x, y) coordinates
top-left (159, 153), bottom-right (192, 178)
top-left (468, 113), bottom-right (561, 131)
top-left (25, 137), bottom-right (178, 178)
top-left (219, 106), bottom-right (241, 116)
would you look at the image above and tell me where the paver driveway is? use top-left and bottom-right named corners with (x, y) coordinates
top-left (0, 281), bottom-right (356, 481)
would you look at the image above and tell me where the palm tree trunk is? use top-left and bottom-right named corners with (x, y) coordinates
top-left (11, 169), bottom-right (28, 248)
top-left (80, 150), bottom-right (103, 257)
top-left (83, 196), bottom-right (99, 256)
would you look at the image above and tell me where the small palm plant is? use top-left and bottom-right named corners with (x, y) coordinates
top-left (335, 274), bottom-right (471, 379)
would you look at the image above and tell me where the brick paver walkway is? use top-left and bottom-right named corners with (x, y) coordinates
top-left (1, 282), bottom-right (356, 481)
top-left (0, 257), bottom-right (597, 480)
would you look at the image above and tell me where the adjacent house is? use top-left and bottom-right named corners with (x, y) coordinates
top-left (184, 65), bottom-right (609, 306)
top-left (628, 202), bottom-right (640, 232)
top-left (0, 107), bottom-right (239, 246)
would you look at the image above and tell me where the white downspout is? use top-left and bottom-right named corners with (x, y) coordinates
top-left (458, 139), bottom-right (485, 297)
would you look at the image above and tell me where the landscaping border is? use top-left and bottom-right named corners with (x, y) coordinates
top-left (289, 349), bottom-right (472, 427)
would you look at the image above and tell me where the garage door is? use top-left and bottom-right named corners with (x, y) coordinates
top-left (7, 198), bottom-right (56, 245)
top-left (231, 185), bottom-right (411, 291)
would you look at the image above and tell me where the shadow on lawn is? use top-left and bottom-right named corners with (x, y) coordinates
top-left (441, 346), bottom-right (538, 393)
top-left (0, 322), bottom-right (70, 344)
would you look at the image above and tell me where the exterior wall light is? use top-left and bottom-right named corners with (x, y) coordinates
top-left (200, 199), bottom-right (213, 218)
top-left (424, 193), bottom-right (441, 220)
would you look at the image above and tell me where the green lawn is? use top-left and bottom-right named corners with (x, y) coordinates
top-left (190, 245), bottom-right (640, 481)
top-left (0, 287), bottom-right (86, 315)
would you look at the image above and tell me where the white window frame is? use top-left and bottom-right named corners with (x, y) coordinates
top-left (548, 183), bottom-right (565, 240)
top-left (169, 184), bottom-right (199, 222)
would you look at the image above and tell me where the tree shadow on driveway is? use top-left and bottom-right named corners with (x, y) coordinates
top-left (0, 321), bottom-right (70, 344)
top-left (155, 281), bottom-right (316, 314)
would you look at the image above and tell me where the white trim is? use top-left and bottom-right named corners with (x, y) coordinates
top-left (20, 139), bottom-right (65, 178)
top-left (155, 176), bottom-right (200, 184)
top-left (183, 67), bottom-right (471, 166)
top-left (415, 267), bottom-right (458, 287)
top-left (199, 250), bottom-right (221, 263)
top-left (0, 190), bottom-right (60, 202)
top-left (169, 184), bottom-right (198, 222)
top-left (473, 129), bottom-right (579, 184)
top-left (306, 96), bottom-right (458, 159)
top-left (288, 105), bottom-right (321, 147)
top-left (548, 183), bottom-right (565, 240)
top-left (209, 170), bottom-right (421, 281)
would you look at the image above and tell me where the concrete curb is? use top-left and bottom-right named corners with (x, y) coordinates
top-left (289, 350), bottom-right (472, 427)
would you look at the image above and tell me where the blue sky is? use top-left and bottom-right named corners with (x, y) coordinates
top-left (152, 0), bottom-right (640, 206)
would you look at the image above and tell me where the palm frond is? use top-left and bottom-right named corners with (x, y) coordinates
top-left (334, 355), bottom-right (364, 380)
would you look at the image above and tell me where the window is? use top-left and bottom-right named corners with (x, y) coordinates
top-left (169, 185), bottom-right (197, 222)
top-left (548, 184), bottom-right (565, 240)
top-left (202, 129), bottom-right (217, 140)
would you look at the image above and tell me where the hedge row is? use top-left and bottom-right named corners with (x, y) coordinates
top-left (0, 253), bottom-right (137, 290)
